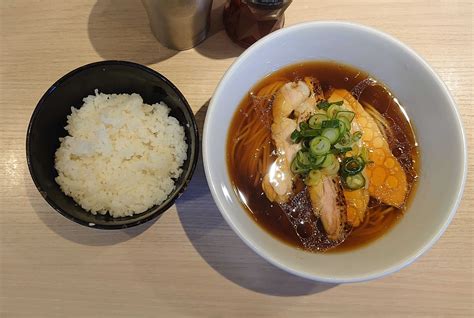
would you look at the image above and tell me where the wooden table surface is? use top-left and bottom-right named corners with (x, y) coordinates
top-left (1, 0), bottom-right (472, 317)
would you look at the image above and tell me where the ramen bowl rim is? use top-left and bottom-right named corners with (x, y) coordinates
top-left (203, 21), bottom-right (467, 283)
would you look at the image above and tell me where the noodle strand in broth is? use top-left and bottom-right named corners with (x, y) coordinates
top-left (230, 81), bottom-right (284, 187)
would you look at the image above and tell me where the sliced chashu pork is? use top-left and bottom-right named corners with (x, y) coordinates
top-left (308, 176), bottom-right (348, 241)
top-left (326, 91), bottom-right (370, 227)
top-left (263, 79), bottom-right (352, 242)
top-left (329, 89), bottom-right (408, 209)
top-left (262, 81), bottom-right (310, 203)
top-left (297, 79), bottom-right (349, 241)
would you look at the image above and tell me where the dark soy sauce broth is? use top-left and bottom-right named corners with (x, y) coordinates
top-left (227, 61), bottom-right (419, 252)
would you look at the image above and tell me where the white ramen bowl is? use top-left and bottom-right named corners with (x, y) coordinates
top-left (203, 22), bottom-right (466, 283)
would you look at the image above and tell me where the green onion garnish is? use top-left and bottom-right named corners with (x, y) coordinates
top-left (289, 98), bottom-right (366, 188)
top-left (317, 100), bottom-right (343, 110)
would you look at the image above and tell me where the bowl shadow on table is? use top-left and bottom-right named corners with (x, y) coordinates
top-left (175, 103), bottom-right (338, 296)
top-left (24, 169), bottom-right (156, 246)
top-left (87, 0), bottom-right (243, 65)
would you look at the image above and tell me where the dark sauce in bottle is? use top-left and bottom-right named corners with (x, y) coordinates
top-left (223, 0), bottom-right (292, 48)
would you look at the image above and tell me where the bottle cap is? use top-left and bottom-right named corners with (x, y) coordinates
top-left (247, 0), bottom-right (288, 10)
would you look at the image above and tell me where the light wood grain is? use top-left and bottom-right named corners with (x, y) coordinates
top-left (1, 0), bottom-right (473, 317)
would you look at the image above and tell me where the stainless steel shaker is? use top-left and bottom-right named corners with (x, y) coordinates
top-left (142, 0), bottom-right (213, 51)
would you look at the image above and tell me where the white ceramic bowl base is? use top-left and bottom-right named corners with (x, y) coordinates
top-left (203, 22), bottom-right (466, 283)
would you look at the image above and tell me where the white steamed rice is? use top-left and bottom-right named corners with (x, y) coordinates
top-left (54, 90), bottom-right (187, 217)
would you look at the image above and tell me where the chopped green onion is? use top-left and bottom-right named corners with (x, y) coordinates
top-left (333, 140), bottom-right (353, 152)
top-left (351, 144), bottom-right (360, 156)
top-left (321, 153), bottom-right (336, 168)
top-left (355, 156), bottom-right (367, 168)
top-left (360, 146), bottom-right (370, 162)
top-left (322, 158), bottom-right (340, 176)
top-left (290, 129), bottom-right (301, 143)
top-left (291, 157), bottom-right (310, 174)
top-left (352, 131), bottom-right (363, 142)
top-left (308, 113), bottom-right (328, 129)
top-left (296, 151), bottom-right (311, 167)
top-left (327, 104), bottom-right (342, 118)
top-left (315, 109), bottom-right (328, 115)
top-left (332, 146), bottom-right (353, 154)
top-left (317, 100), bottom-right (343, 111)
top-left (305, 169), bottom-right (322, 186)
top-left (309, 136), bottom-right (331, 156)
top-left (338, 117), bottom-right (351, 134)
top-left (321, 127), bottom-right (340, 144)
top-left (317, 101), bottom-right (331, 110)
top-left (321, 119), bottom-right (340, 129)
top-left (344, 173), bottom-right (366, 190)
top-left (300, 128), bottom-right (321, 138)
top-left (341, 156), bottom-right (365, 176)
top-left (337, 132), bottom-right (352, 147)
top-left (310, 154), bottom-right (326, 167)
top-left (289, 99), bottom-right (365, 181)
top-left (301, 138), bottom-right (311, 150)
top-left (299, 122), bottom-right (309, 131)
top-left (336, 111), bottom-right (355, 122)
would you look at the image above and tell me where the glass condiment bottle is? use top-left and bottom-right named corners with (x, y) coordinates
top-left (223, 0), bottom-right (292, 48)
